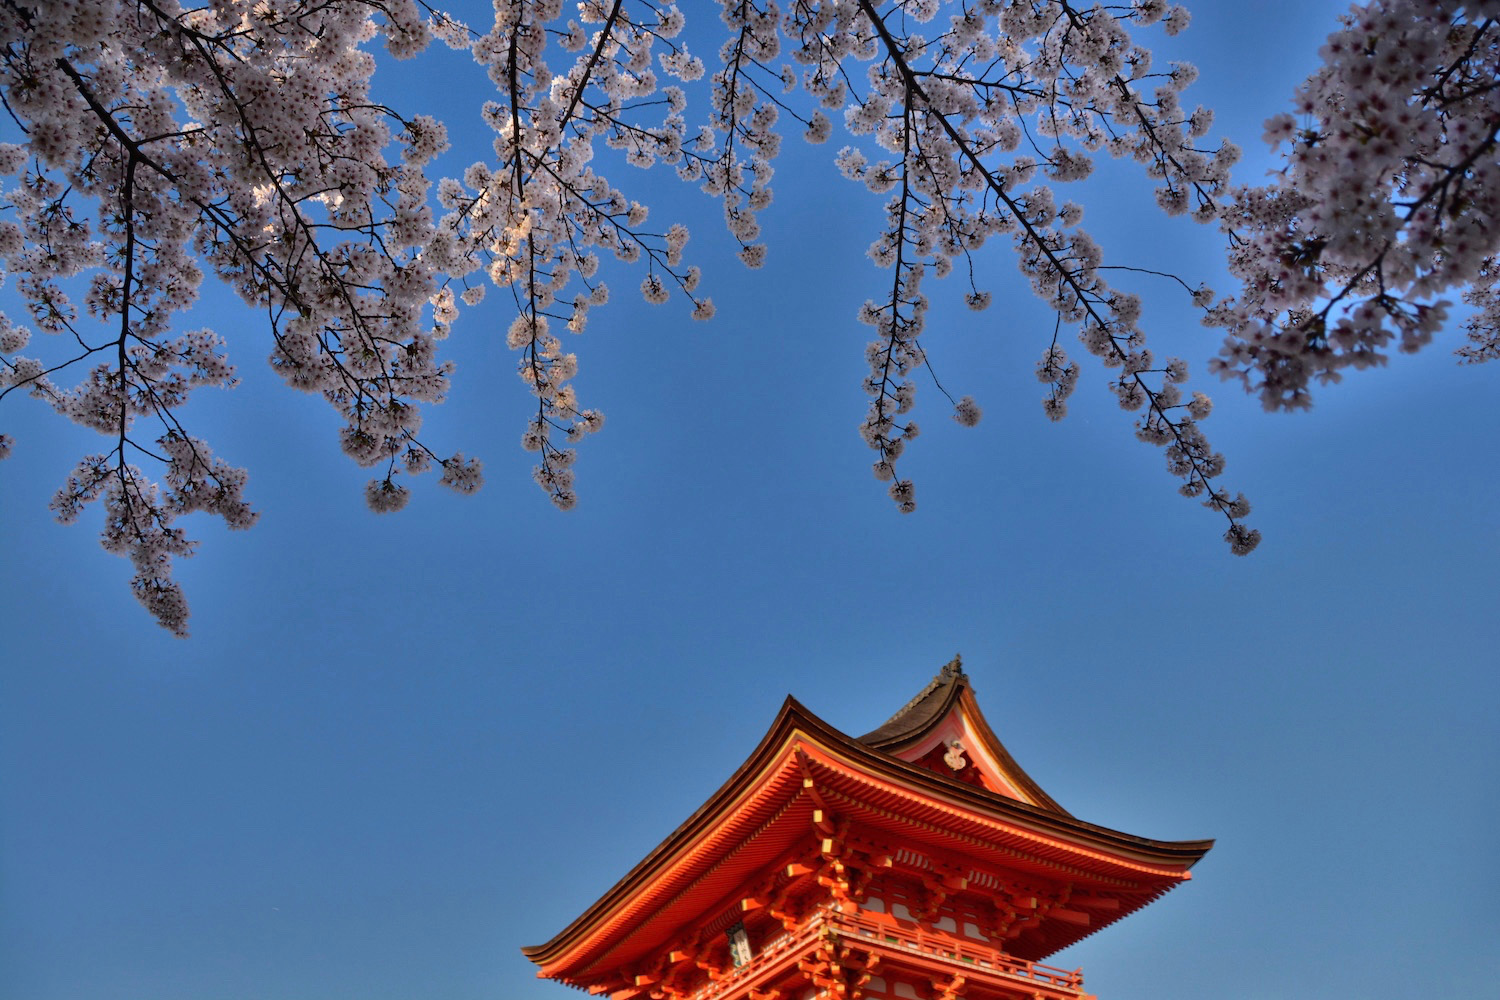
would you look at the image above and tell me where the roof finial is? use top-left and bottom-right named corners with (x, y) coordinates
top-left (940, 653), bottom-right (963, 680)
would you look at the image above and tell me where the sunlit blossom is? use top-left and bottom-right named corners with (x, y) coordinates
top-left (10, 0), bottom-right (1490, 633)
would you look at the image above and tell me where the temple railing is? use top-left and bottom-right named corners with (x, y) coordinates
top-left (689, 904), bottom-right (1086, 1000)
top-left (834, 906), bottom-right (1085, 991)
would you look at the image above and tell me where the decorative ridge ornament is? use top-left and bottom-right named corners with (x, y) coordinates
top-left (943, 739), bottom-right (969, 772)
top-left (858, 654), bottom-right (967, 745)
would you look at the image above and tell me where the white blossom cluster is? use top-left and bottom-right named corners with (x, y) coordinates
top-left (738, 0), bottom-right (1254, 550)
top-left (0, 0), bottom-right (460, 633)
top-left (1208, 0), bottom-right (1500, 405)
top-left (419, 0), bottom-right (713, 512)
top-left (11, 0), bottom-right (1496, 632)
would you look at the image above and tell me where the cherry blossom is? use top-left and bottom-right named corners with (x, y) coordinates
top-left (0, 0), bottom-right (465, 633)
top-left (3, 0), bottom-right (1492, 633)
top-left (1209, 0), bottom-right (1500, 407)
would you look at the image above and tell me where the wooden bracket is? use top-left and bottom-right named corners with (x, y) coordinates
top-left (932, 974), bottom-right (967, 1000)
top-left (801, 940), bottom-right (881, 1000)
top-left (916, 874), bottom-right (951, 924)
top-left (693, 959), bottom-right (727, 983)
top-left (769, 869), bottom-right (809, 931)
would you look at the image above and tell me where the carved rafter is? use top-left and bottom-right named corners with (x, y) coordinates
top-left (1070, 892), bottom-right (1122, 912)
top-left (796, 750), bottom-right (854, 862)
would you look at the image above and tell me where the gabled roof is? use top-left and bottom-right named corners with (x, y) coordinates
top-left (858, 656), bottom-right (1070, 815)
top-left (524, 660), bottom-right (1212, 984)
top-left (858, 655), bottom-right (971, 746)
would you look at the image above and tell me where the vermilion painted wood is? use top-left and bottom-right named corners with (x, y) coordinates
top-left (523, 659), bottom-right (1211, 1000)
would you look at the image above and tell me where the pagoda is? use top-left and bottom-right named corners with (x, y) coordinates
top-left (523, 658), bottom-right (1211, 1000)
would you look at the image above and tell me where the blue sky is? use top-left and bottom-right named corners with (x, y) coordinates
top-left (2, 3), bottom-right (1497, 999)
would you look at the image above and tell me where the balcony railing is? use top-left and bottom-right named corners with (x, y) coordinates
top-left (690, 904), bottom-right (1085, 1000)
top-left (835, 906), bottom-right (1085, 991)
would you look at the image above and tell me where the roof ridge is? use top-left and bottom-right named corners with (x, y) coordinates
top-left (871, 654), bottom-right (965, 731)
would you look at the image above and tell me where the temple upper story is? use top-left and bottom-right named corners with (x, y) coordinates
top-left (523, 657), bottom-right (1211, 1000)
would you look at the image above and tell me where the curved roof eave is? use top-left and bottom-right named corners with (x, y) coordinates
top-left (520, 694), bottom-right (816, 964)
top-left (523, 690), bottom-right (1212, 975)
top-left (857, 660), bottom-right (1072, 816)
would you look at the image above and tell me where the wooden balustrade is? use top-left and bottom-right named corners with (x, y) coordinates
top-left (688, 904), bottom-right (1085, 1000)
top-left (833, 906), bottom-right (1084, 990)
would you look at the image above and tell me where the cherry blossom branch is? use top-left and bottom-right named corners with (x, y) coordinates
top-left (853, 0), bottom-right (1256, 550)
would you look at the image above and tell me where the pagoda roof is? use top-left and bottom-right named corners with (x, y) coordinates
top-left (856, 656), bottom-right (1070, 814)
top-left (523, 660), bottom-right (1212, 986)
top-left (857, 655), bottom-right (972, 747)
